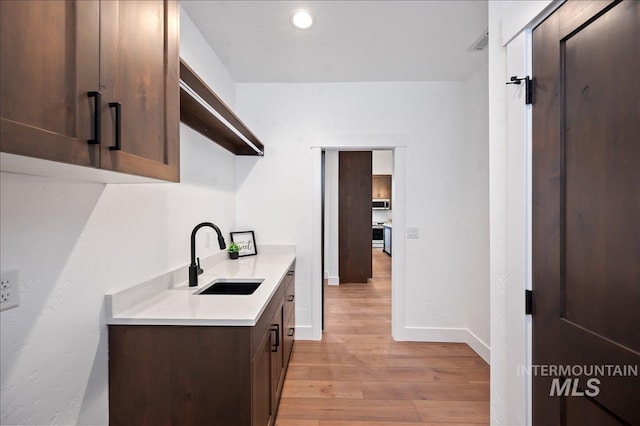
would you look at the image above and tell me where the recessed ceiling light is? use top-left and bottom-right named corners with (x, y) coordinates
top-left (291, 10), bottom-right (314, 30)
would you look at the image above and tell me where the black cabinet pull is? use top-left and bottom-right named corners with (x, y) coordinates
top-left (87, 91), bottom-right (101, 145)
top-left (287, 295), bottom-right (294, 302)
top-left (108, 102), bottom-right (121, 151)
top-left (271, 324), bottom-right (280, 352)
top-left (287, 328), bottom-right (294, 337)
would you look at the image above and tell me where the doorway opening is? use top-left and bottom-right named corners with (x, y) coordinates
top-left (321, 148), bottom-right (394, 334)
top-left (310, 139), bottom-right (406, 342)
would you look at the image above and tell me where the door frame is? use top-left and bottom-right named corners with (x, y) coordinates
top-left (311, 135), bottom-right (407, 341)
top-left (490, 1), bottom-right (565, 424)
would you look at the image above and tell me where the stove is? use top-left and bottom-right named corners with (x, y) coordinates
top-left (372, 223), bottom-right (384, 248)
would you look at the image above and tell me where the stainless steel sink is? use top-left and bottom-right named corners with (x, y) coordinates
top-left (196, 278), bottom-right (264, 295)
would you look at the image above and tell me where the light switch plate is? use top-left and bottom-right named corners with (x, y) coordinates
top-left (1, 269), bottom-right (20, 311)
top-left (407, 227), bottom-right (419, 239)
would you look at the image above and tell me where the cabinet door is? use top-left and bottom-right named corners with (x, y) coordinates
top-left (270, 306), bottom-right (284, 417)
top-left (252, 329), bottom-right (273, 426)
top-left (0, 0), bottom-right (99, 166)
top-left (99, 0), bottom-right (179, 181)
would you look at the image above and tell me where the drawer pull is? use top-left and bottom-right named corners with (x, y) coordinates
top-left (287, 328), bottom-right (295, 337)
top-left (271, 324), bottom-right (280, 352)
top-left (287, 295), bottom-right (295, 302)
top-left (287, 270), bottom-right (294, 276)
top-left (108, 102), bottom-right (122, 151)
top-left (87, 91), bottom-right (101, 145)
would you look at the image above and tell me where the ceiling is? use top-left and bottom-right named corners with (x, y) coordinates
top-left (181, 1), bottom-right (488, 83)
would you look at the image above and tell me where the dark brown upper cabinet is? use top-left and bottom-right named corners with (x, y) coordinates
top-left (373, 174), bottom-right (392, 209)
top-left (0, 0), bottom-right (180, 182)
top-left (180, 60), bottom-right (265, 156)
top-left (0, 1), bottom-right (99, 167)
top-left (98, 0), bottom-right (180, 181)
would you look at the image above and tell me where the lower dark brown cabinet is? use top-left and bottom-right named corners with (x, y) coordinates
top-left (108, 263), bottom-right (295, 426)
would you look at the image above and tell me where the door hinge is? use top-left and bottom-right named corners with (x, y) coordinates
top-left (525, 290), bottom-right (533, 315)
top-left (506, 76), bottom-right (533, 105)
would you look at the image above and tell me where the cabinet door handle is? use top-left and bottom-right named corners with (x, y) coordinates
top-left (287, 328), bottom-right (294, 337)
top-left (287, 295), bottom-right (294, 302)
top-left (287, 271), bottom-right (294, 276)
top-left (271, 324), bottom-right (280, 352)
top-left (87, 91), bottom-right (101, 145)
top-left (108, 102), bottom-right (122, 151)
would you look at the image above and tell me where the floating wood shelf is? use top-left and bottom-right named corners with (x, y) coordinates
top-left (179, 59), bottom-right (264, 156)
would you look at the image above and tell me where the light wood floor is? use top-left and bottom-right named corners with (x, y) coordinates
top-left (275, 248), bottom-right (489, 425)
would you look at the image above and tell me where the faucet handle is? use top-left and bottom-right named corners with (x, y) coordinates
top-left (197, 257), bottom-right (203, 275)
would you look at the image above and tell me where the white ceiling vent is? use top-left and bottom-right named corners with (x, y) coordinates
top-left (468, 29), bottom-right (489, 52)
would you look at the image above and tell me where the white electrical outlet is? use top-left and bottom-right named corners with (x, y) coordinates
top-left (1, 269), bottom-right (20, 311)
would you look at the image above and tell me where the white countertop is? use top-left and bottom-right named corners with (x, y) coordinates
top-left (106, 246), bottom-right (296, 327)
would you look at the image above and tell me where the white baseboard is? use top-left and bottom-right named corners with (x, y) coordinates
top-left (327, 276), bottom-right (339, 286)
top-left (294, 325), bottom-right (315, 340)
top-left (295, 324), bottom-right (490, 362)
top-left (465, 329), bottom-right (490, 364)
top-left (401, 326), bottom-right (490, 364)
top-left (402, 326), bottom-right (469, 342)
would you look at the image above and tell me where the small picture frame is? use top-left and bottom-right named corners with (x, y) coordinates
top-left (230, 231), bottom-right (257, 257)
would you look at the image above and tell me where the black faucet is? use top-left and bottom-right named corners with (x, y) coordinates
top-left (189, 222), bottom-right (226, 287)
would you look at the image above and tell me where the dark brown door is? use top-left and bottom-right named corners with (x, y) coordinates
top-left (0, 0), bottom-right (99, 166)
top-left (99, 0), bottom-right (179, 181)
top-left (339, 151), bottom-right (372, 283)
top-left (532, 1), bottom-right (639, 425)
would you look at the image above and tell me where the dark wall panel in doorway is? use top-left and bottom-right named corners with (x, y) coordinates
top-left (339, 151), bottom-right (372, 283)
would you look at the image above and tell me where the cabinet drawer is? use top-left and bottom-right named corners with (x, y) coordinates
top-left (283, 319), bottom-right (295, 365)
top-left (283, 265), bottom-right (295, 365)
top-left (284, 275), bottom-right (295, 324)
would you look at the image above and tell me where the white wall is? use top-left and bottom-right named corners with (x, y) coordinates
top-left (488, 3), bottom-right (511, 423)
top-left (462, 64), bottom-right (491, 355)
top-left (373, 150), bottom-right (393, 174)
top-left (0, 10), bottom-right (236, 426)
top-left (234, 79), bottom-right (489, 349)
top-left (180, 5), bottom-right (236, 108)
top-left (372, 209), bottom-right (392, 225)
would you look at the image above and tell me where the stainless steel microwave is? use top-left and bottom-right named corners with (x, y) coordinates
top-left (372, 199), bottom-right (390, 210)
